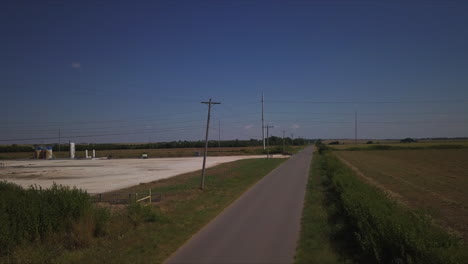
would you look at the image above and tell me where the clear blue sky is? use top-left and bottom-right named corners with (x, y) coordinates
top-left (2, 0), bottom-right (468, 144)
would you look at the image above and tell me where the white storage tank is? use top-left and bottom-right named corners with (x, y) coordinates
top-left (70, 142), bottom-right (75, 159)
top-left (45, 146), bottom-right (53, 160)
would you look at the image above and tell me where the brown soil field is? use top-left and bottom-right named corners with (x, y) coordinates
top-left (335, 149), bottom-right (468, 241)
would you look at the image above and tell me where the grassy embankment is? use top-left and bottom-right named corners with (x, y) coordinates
top-left (0, 145), bottom-right (303, 159)
top-left (296, 149), bottom-right (467, 263)
top-left (295, 152), bottom-right (357, 264)
top-left (2, 158), bottom-right (285, 263)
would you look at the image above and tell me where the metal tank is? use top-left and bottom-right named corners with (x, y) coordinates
top-left (70, 142), bottom-right (75, 159)
top-left (45, 146), bottom-right (53, 160)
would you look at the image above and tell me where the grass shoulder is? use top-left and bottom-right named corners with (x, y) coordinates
top-left (295, 153), bottom-right (359, 264)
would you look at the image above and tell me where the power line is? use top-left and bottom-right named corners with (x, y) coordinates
top-left (264, 111), bottom-right (468, 116)
top-left (0, 110), bottom-right (208, 127)
top-left (266, 99), bottom-right (468, 104)
top-left (0, 126), bottom-right (204, 142)
top-left (361, 121), bottom-right (468, 124)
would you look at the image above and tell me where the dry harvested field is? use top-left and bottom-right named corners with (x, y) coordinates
top-left (329, 140), bottom-right (468, 150)
top-left (335, 149), bottom-right (468, 241)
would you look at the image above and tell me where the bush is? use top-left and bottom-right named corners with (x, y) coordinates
top-left (400, 138), bottom-right (417, 143)
top-left (0, 182), bottom-right (109, 256)
top-left (126, 203), bottom-right (164, 227)
top-left (93, 207), bottom-right (111, 237)
top-left (315, 140), bottom-right (327, 154)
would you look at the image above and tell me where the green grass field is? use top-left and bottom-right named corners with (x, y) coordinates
top-left (335, 149), bottom-right (468, 242)
top-left (3, 158), bottom-right (285, 263)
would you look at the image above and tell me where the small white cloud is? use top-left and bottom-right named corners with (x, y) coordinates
top-left (244, 124), bottom-right (254, 129)
top-left (292, 124), bottom-right (300, 129)
top-left (70, 62), bottom-right (81, 68)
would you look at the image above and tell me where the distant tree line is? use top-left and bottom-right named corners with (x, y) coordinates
top-left (0, 137), bottom-right (310, 153)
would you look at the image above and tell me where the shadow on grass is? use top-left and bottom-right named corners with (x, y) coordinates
top-left (320, 166), bottom-right (375, 264)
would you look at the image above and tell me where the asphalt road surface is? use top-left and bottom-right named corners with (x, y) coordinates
top-left (165, 146), bottom-right (313, 264)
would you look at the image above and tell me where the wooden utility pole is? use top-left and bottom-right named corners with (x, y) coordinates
top-left (261, 93), bottom-right (265, 150)
top-left (265, 125), bottom-right (273, 158)
top-left (282, 130), bottom-right (286, 154)
top-left (355, 110), bottom-right (357, 144)
top-left (200, 98), bottom-right (221, 190)
top-left (58, 129), bottom-right (61, 153)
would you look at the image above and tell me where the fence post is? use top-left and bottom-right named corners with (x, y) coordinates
top-left (129, 193), bottom-right (132, 203)
top-left (99, 193), bottom-right (102, 202)
top-left (135, 193), bottom-right (138, 203)
top-left (149, 189), bottom-right (152, 204)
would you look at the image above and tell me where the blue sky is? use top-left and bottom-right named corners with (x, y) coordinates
top-left (2, 0), bottom-right (468, 143)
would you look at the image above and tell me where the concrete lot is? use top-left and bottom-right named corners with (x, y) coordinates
top-left (0, 156), bottom-right (284, 193)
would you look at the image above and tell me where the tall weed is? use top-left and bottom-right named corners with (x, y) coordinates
top-left (0, 181), bottom-right (109, 256)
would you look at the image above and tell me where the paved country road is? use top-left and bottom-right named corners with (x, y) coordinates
top-left (165, 146), bottom-right (314, 264)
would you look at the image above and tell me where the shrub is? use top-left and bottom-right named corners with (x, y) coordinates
top-left (0, 182), bottom-right (109, 256)
top-left (315, 140), bottom-right (327, 154)
top-left (126, 203), bottom-right (163, 227)
top-left (400, 138), bottom-right (417, 143)
top-left (93, 207), bottom-right (111, 237)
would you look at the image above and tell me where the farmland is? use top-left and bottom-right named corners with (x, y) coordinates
top-left (327, 139), bottom-right (468, 150)
top-left (335, 149), bottom-right (468, 241)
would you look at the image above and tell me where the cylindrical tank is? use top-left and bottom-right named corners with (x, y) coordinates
top-left (45, 146), bottom-right (53, 160)
top-left (85, 150), bottom-right (89, 159)
top-left (70, 142), bottom-right (75, 159)
top-left (35, 146), bottom-right (42, 159)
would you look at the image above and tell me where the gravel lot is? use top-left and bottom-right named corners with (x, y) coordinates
top-left (0, 155), bottom-right (285, 193)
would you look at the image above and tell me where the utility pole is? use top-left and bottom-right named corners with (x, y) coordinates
top-left (200, 98), bottom-right (221, 190)
top-left (355, 110), bottom-right (357, 145)
top-left (265, 124), bottom-right (274, 158)
top-left (282, 130), bottom-right (286, 154)
top-left (58, 129), bottom-right (61, 153)
top-left (218, 120), bottom-right (221, 148)
top-left (261, 92), bottom-right (265, 150)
